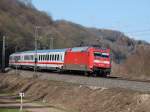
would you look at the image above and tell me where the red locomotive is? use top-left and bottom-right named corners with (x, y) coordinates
top-left (63, 47), bottom-right (111, 76)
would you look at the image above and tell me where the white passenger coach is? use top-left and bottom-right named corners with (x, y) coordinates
top-left (9, 49), bottom-right (67, 70)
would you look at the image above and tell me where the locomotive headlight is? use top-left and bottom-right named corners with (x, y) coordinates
top-left (103, 61), bottom-right (110, 64)
top-left (94, 60), bottom-right (101, 63)
top-left (94, 60), bottom-right (110, 64)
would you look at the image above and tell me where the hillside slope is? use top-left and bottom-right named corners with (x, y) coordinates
top-left (0, 0), bottom-right (149, 77)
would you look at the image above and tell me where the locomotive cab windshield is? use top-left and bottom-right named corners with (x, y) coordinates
top-left (94, 52), bottom-right (109, 58)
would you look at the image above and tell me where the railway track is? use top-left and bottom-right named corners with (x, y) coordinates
top-left (8, 69), bottom-right (150, 92)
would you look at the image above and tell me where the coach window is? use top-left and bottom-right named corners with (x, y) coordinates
top-left (43, 55), bottom-right (44, 61)
top-left (51, 55), bottom-right (53, 61)
top-left (47, 55), bottom-right (48, 60)
top-left (57, 55), bottom-right (59, 61)
top-left (41, 55), bottom-right (43, 61)
top-left (49, 55), bottom-right (50, 61)
top-left (29, 55), bottom-right (31, 60)
top-left (47, 55), bottom-right (49, 60)
top-left (30, 55), bottom-right (32, 60)
top-left (54, 54), bottom-right (56, 61)
top-left (53, 54), bottom-right (55, 61)
top-left (44, 55), bottom-right (45, 60)
top-left (38, 55), bottom-right (40, 61)
top-left (39, 55), bottom-right (41, 61)
top-left (40, 55), bottom-right (42, 61)
top-left (29, 55), bottom-right (30, 60)
top-left (49, 55), bottom-right (51, 61)
top-left (45, 55), bottom-right (47, 61)
top-left (31, 55), bottom-right (33, 60)
top-left (45, 55), bottom-right (47, 60)
top-left (43, 55), bottom-right (45, 61)
top-left (52, 55), bottom-right (54, 61)
top-left (56, 55), bottom-right (58, 61)
top-left (55, 55), bottom-right (57, 61)
top-left (60, 55), bottom-right (62, 61)
top-left (50, 55), bottom-right (52, 61)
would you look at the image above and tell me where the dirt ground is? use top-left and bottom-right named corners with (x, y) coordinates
top-left (0, 73), bottom-right (150, 112)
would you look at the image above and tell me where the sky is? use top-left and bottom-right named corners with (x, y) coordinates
top-left (32, 0), bottom-right (150, 43)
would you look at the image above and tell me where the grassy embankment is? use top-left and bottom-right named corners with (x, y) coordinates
top-left (0, 109), bottom-right (28, 112)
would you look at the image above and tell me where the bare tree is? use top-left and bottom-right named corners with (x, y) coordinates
top-left (19, 0), bottom-right (33, 7)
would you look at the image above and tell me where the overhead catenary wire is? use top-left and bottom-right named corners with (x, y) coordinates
top-left (124, 29), bottom-right (150, 34)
